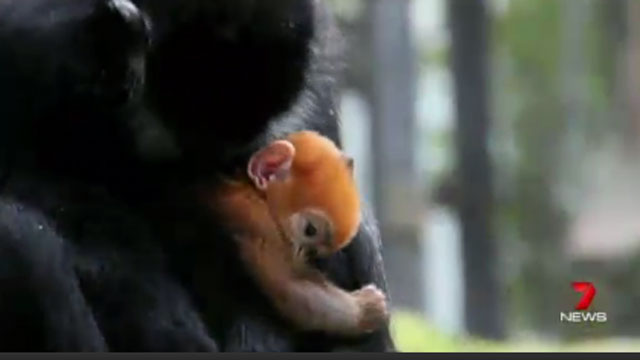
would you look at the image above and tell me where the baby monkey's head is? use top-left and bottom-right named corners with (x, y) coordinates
top-left (247, 131), bottom-right (361, 256)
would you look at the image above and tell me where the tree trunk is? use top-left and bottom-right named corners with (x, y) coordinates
top-left (448, 0), bottom-right (505, 340)
top-left (367, 0), bottom-right (425, 312)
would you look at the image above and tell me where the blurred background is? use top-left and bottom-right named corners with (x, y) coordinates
top-left (327, 0), bottom-right (640, 352)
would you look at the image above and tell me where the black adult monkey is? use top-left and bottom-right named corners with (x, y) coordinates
top-left (0, 0), bottom-right (394, 352)
top-left (131, 0), bottom-right (395, 351)
top-left (0, 0), bottom-right (218, 351)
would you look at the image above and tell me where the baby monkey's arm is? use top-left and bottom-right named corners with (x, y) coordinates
top-left (236, 234), bottom-right (389, 336)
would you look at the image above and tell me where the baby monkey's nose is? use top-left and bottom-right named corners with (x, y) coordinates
top-left (310, 232), bottom-right (335, 258)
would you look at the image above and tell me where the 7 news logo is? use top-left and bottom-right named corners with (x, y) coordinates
top-left (559, 282), bottom-right (607, 323)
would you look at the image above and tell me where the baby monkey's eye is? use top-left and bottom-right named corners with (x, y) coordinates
top-left (304, 222), bottom-right (318, 237)
top-left (288, 210), bottom-right (333, 248)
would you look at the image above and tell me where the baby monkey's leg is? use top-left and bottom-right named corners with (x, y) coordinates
top-left (236, 235), bottom-right (389, 336)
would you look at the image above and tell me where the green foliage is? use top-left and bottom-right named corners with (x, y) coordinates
top-left (488, 0), bottom-right (631, 338)
top-left (391, 311), bottom-right (503, 352)
top-left (326, 0), bottom-right (364, 22)
top-left (391, 310), bottom-right (640, 352)
top-left (488, 0), bottom-right (640, 339)
top-left (493, 0), bottom-right (562, 85)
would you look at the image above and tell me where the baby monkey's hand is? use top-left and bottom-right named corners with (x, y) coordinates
top-left (351, 284), bottom-right (390, 333)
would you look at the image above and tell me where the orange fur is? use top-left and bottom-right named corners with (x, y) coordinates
top-left (205, 131), bottom-right (388, 336)
top-left (263, 131), bottom-right (361, 252)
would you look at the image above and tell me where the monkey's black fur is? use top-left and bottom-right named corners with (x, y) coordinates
top-left (0, 0), bottom-right (394, 351)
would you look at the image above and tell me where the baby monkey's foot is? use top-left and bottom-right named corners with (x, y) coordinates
top-left (352, 284), bottom-right (389, 333)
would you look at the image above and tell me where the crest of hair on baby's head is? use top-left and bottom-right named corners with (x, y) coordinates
top-left (284, 131), bottom-right (361, 251)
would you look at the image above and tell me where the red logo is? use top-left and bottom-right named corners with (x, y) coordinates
top-left (572, 282), bottom-right (596, 310)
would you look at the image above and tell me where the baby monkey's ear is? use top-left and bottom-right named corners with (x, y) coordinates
top-left (247, 140), bottom-right (296, 190)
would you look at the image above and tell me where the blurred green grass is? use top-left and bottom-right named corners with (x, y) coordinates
top-left (390, 310), bottom-right (640, 352)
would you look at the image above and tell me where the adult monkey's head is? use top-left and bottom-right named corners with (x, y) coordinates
top-left (136, 0), bottom-right (316, 167)
top-left (0, 0), bottom-right (153, 177)
top-left (82, 0), bottom-right (151, 106)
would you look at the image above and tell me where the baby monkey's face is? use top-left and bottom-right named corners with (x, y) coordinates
top-left (287, 208), bottom-right (336, 256)
top-left (248, 131), bottom-right (361, 257)
top-left (271, 152), bottom-right (360, 257)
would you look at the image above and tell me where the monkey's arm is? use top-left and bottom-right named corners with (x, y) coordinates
top-left (236, 234), bottom-right (388, 337)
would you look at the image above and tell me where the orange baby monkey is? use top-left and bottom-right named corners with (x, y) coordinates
top-left (209, 131), bottom-right (389, 336)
